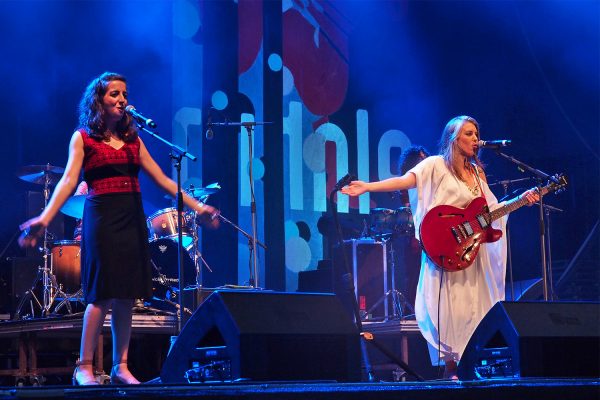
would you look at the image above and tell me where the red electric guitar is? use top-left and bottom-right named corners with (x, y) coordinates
top-left (419, 174), bottom-right (567, 272)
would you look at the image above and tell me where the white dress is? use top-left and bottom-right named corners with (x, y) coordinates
top-left (408, 156), bottom-right (507, 364)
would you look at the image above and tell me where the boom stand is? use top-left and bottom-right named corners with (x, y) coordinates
top-left (217, 212), bottom-right (267, 285)
top-left (208, 121), bottom-right (270, 288)
top-left (491, 177), bottom-right (531, 300)
top-left (329, 189), bottom-right (423, 382)
top-left (137, 125), bottom-right (196, 333)
top-left (495, 151), bottom-right (561, 301)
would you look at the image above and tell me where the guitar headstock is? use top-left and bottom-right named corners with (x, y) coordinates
top-left (547, 173), bottom-right (568, 194)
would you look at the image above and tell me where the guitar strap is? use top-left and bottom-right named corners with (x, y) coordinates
top-left (472, 163), bottom-right (485, 198)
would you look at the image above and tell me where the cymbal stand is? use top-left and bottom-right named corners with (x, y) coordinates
top-left (15, 172), bottom-right (71, 318)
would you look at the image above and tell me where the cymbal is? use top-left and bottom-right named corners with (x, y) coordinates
top-left (186, 187), bottom-right (219, 198)
top-left (163, 182), bottom-right (221, 199)
top-left (17, 164), bottom-right (65, 185)
top-left (186, 182), bottom-right (221, 198)
top-left (60, 195), bottom-right (85, 219)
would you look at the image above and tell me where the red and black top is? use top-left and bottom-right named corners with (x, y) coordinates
top-left (80, 129), bottom-right (141, 196)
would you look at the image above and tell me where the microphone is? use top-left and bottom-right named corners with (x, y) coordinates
top-left (334, 173), bottom-right (357, 191)
top-left (478, 139), bottom-right (512, 149)
top-left (205, 124), bottom-right (214, 140)
top-left (124, 105), bottom-right (157, 129)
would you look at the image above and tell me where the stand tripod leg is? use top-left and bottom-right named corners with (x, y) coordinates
top-left (14, 269), bottom-right (44, 320)
top-left (53, 287), bottom-right (81, 314)
top-left (364, 290), bottom-right (393, 321)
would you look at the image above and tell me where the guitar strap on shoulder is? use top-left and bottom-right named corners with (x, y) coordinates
top-left (472, 163), bottom-right (485, 198)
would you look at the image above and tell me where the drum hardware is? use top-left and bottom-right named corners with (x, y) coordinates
top-left (364, 207), bottom-right (416, 321)
top-left (146, 182), bottom-right (222, 314)
top-left (363, 235), bottom-right (414, 321)
top-left (15, 164), bottom-right (81, 319)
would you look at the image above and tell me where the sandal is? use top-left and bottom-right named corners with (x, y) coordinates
top-left (73, 359), bottom-right (100, 385)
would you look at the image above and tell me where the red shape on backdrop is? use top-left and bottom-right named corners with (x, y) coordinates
top-left (283, 4), bottom-right (350, 117)
top-left (239, 0), bottom-right (263, 75)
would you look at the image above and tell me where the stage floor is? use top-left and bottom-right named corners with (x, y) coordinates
top-left (0, 378), bottom-right (598, 400)
top-left (0, 310), bottom-right (598, 400)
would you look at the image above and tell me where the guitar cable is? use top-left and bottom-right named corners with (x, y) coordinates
top-left (437, 258), bottom-right (445, 378)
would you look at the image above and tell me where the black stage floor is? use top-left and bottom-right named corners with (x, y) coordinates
top-left (0, 379), bottom-right (599, 400)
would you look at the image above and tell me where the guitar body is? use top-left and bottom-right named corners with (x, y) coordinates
top-left (419, 197), bottom-right (502, 272)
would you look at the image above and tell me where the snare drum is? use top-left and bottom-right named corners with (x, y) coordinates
top-left (50, 240), bottom-right (81, 294)
top-left (147, 207), bottom-right (194, 250)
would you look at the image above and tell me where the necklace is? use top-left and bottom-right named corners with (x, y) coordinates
top-left (460, 166), bottom-right (480, 196)
top-left (464, 180), bottom-right (480, 196)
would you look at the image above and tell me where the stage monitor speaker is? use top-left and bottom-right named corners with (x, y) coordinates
top-left (160, 290), bottom-right (361, 383)
top-left (458, 301), bottom-right (600, 380)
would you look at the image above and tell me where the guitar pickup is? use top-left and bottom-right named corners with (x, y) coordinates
top-left (462, 221), bottom-right (474, 236)
top-left (451, 227), bottom-right (462, 243)
top-left (476, 214), bottom-right (488, 228)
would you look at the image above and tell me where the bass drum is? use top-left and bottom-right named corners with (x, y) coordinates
top-left (148, 238), bottom-right (197, 306)
top-left (147, 207), bottom-right (194, 250)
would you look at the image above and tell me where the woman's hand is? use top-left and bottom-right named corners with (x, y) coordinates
top-left (196, 203), bottom-right (220, 229)
top-left (521, 188), bottom-right (540, 206)
top-left (18, 217), bottom-right (48, 248)
top-left (340, 181), bottom-right (368, 197)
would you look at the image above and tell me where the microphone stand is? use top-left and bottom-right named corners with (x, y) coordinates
top-left (137, 124), bottom-right (196, 333)
top-left (217, 213), bottom-right (267, 274)
top-left (208, 121), bottom-right (270, 288)
top-left (490, 177), bottom-right (531, 300)
top-left (329, 187), bottom-right (423, 382)
top-left (494, 151), bottom-right (560, 302)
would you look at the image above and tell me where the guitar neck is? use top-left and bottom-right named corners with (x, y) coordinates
top-left (489, 187), bottom-right (548, 222)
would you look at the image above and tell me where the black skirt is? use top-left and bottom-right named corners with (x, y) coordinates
top-left (81, 193), bottom-right (152, 303)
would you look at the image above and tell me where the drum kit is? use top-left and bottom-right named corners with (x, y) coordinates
top-left (14, 163), bottom-right (220, 319)
top-left (14, 164), bottom-right (80, 319)
top-left (364, 206), bottom-right (416, 320)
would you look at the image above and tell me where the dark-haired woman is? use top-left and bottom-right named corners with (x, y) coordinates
top-left (19, 72), bottom-right (219, 385)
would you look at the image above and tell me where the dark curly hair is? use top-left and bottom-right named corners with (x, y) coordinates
top-left (399, 145), bottom-right (430, 175)
top-left (78, 72), bottom-right (137, 142)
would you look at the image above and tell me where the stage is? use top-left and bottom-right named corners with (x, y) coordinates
top-left (0, 308), bottom-right (598, 400)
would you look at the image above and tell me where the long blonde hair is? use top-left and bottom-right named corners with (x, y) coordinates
top-left (439, 115), bottom-right (483, 178)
